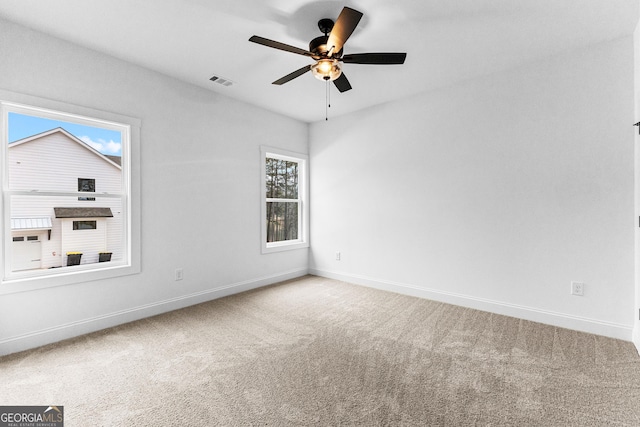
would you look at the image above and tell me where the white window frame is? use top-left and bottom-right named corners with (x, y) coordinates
top-left (0, 90), bottom-right (141, 294)
top-left (260, 146), bottom-right (309, 254)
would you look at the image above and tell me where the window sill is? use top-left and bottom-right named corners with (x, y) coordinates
top-left (0, 262), bottom-right (140, 295)
top-left (262, 240), bottom-right (309, 254)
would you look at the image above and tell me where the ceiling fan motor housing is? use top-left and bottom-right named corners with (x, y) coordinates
top-left (309, 35), bottom-right (343, 58)
top-left (311, 18), bottom-right (343, 57)
top-left (309, 35), bottom-right (329, 55)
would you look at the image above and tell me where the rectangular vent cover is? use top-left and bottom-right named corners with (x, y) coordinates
top-left (209, 75), bottom-right (234, 87)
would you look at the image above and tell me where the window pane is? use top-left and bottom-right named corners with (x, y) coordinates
top-left (73, 220), bottom-right (97, 230)
top-left (6, 109), bottom-right (126, 275)
top-left (266, 158), bottom-right (298, 199)
top-left (78, 178), bottom-right (96, 192)
top-left (266, 201), bottom-right (298, 242)
top-left (8, 112), bottom-right (123, 192)
top-left (9, 194), bottom-right (124, 271)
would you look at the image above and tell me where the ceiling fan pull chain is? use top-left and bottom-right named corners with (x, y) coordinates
top-left (325, 80), bottom-right (329, 121)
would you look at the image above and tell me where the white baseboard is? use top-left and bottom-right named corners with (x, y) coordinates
top-left (0, 268), bottom-right (308, 356)
top-left (310, 268), bottom-right (633, 342)
top-left (633, 324), bottom-right (640, 355)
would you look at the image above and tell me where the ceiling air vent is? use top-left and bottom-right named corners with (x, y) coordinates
top-left (209, 75), bottom-right (234, 87)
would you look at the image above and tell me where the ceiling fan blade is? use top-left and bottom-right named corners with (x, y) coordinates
top-left (249, 35), bottom-right (315, 57)
top-left (342, 53), bottom-right (407, 65)
top-left (272, 65), bottom-right (313, 85)
top-left (333, 73), bottom-right (352, 93)
top-left (327, 7), bottom-right (363, 57)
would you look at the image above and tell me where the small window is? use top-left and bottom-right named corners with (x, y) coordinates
top-left (78, 178), bottom-right (95, 192)
top-left (73, 220), bottom-right (97, 230)
top-left (26, 236), bottom-right (38, 241)
top-left (12, 237), bottom-right (24, 242)
top-left (260, 146), bottom-right (309, 253)
top-left (78, 178), bottom-right (96, 201)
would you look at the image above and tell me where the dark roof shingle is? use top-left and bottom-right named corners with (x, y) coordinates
top-left (54, 207), bottom-right (113, 218)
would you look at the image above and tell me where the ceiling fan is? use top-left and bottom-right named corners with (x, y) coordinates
top-left (249, 6), bottom-right (407, 93)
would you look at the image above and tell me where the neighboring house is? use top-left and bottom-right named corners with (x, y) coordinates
top-left (8, 128), bottom-right (122, 271)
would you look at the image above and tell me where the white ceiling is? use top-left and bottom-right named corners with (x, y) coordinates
top-left (0, 1), bottom-right (637, 123)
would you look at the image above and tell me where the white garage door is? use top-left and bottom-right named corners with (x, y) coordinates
top-left (12, 236), bottom-right (41, 271)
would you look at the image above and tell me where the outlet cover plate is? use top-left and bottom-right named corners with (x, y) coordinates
top-left (571, 281), bottom-right (584, 296)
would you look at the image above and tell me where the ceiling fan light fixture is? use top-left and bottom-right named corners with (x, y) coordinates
top-left (311, 59), bottom-right (342, 81)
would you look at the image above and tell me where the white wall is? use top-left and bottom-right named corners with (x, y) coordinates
top-left (634, 19), bottom-right (640, 351)
top-left (0, 19), bottom-right (309, 355)
top-left (310, 37), bottom-right (635, 340)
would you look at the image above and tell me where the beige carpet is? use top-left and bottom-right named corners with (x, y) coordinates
top-left (1, 275), bottom-right (639, 426)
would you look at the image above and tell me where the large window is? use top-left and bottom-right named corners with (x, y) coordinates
top-left (1, 93), bottom-right (140, 292)
top-left (261, 147), bottom-right (309, 253)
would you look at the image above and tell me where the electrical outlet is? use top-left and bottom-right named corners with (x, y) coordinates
top-left (175, 268), bottom-right (184, 281)
top-left (571, 281), bottom-right (584, 296)
top-left (335, 252), bottom-right (341, 261)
